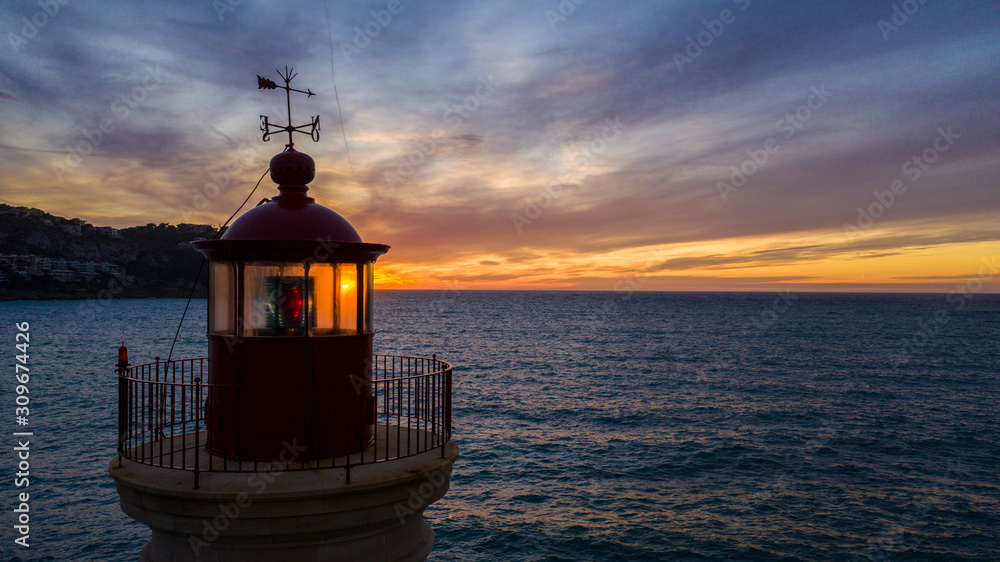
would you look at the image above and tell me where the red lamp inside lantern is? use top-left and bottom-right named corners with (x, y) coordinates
top-left (266, 276), bottom-right (311, 333)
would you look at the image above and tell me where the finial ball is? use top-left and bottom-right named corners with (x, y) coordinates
top-left (269, 149), bottom-right (315, 185)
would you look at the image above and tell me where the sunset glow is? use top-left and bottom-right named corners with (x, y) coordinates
top-left (1, 2), bottom-right (997, 293)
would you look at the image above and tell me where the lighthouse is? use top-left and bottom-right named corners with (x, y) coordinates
top-left (110, 69), bottom-right (457, 561)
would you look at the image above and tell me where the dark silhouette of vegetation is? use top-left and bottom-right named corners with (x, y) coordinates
top-left (0, 204), bottom-right (217, 300)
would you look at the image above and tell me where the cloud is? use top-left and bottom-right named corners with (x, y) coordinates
top-left (1, 0), bottom-right (999, 291)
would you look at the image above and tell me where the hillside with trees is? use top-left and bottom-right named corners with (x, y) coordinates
top-left (0, 204), bottom-right (217, 300)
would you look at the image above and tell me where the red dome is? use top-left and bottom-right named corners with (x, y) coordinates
top-left (221, 150), bottom-right (362, 243)
top-left (221, 198), bottom-right (362, 242)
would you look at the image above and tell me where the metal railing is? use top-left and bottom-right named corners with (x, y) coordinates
top-left (116, 354), bottom-right (452, 488)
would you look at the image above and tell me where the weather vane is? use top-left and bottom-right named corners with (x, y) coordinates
top-left (257, 66), bottom-right (320, 149)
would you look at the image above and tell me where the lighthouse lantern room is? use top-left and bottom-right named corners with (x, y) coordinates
top-left (192, 146), bottom-right (388, 461)
top-left (110, 68), bottom-right (457, 562)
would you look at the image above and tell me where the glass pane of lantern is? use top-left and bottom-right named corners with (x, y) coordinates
top-left (309, 263), bottom-right (335, 336)
top-left (338, 264), bottom-right (358, 335)
top-left (364, 262), bottom-right (374, 334)
top-left (210, 262), bottom-right (234, 334)
top-left (244, 263), bottom-right (308, 336)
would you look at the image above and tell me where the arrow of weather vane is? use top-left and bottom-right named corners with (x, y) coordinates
top-left (257, 67), bottom-right (320, 149)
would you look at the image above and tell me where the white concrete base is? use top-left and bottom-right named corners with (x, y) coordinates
top-left (136, 513), bottom-right (434, 562)
top-left (110, 427), bottom-right (458, 562)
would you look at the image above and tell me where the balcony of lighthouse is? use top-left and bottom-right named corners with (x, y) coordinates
top-left (111, 354), bottom-right (453, 489)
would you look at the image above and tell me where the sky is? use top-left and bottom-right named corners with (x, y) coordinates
top-left (1, 0), bottom-right (998, 292)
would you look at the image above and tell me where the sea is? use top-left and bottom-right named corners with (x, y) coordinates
top-left (0, 291), bottom-right (998, 561)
